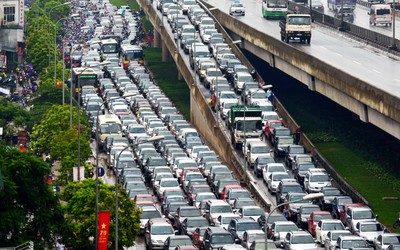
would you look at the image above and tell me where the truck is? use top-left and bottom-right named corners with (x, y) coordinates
top-left (327, 0), bottom-right (356, 12)
top-left (279, 14), bottom-right (312, 44)
top-left (226, 105), bottom-right (263, 149)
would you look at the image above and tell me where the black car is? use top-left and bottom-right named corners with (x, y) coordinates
top-left (276, 181), bottom-right (304, 208)
top-left (179, 216), bottom-right (209, 236)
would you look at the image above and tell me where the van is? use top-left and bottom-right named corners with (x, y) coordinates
top-left (97, 114), bottom-right (122, 150)
top-left (368, 4), bottom-right (392, 26)
top-left (246, 141), bottom-right (271, 168)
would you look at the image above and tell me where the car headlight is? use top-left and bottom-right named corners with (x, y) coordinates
top-left (151, 238), bottom-right (158, 244)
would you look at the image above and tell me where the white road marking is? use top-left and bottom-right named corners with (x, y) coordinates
top-left (395, 79), bottom-right (400, 82)
top-left (335, 52), bottom-right (343, 57)
top-left (372, 69), bottom-right (382, 74)
top-left (352, 60), bottom-right (361, 65)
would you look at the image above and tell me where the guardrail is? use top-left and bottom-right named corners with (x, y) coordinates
top-left (288, 1), bottom-right (400, 51)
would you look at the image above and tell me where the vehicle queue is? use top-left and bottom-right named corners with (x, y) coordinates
top-left (65, 0), bottom-right (400, 249)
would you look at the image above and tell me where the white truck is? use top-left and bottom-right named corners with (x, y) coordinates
top-left (279, 14), bottom-right (312, 44)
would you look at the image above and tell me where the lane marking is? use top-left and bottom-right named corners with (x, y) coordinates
top-left (372, 69), bottom-right (382, 74)
top-left (352, 60), bottom-right (361, 65)
top-left (335, 52), bottom-right (343, 57)
top-left (395, 79), bottom-right (400, 82)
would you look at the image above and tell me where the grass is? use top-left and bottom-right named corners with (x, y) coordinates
top-left (143, 47), bottom-right (190, 120)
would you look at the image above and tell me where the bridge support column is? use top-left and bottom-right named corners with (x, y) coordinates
top-left (162, 42), bottom-right (172, 62)
top-left (153, 28), bottom-right (162, 48)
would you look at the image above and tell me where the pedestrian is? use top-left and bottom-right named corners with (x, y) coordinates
top-left (268, 91), bottom-right (275, 105)
top-left (209, 94), bottom-right (216, 112)
top-left (283, 205), bottom-right (291, 219)
top-left (266, 88), bottom-right (271, 98)
top-left (19, 144), bottom-right (26, 152)
top-left (294, 126), bottom-right (302, 144)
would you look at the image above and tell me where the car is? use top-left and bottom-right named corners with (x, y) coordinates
top-left (344, 206), bottom-right (377, 233)
top-left (227, 217), bottom-right (261, 243)
top-left (266, 172), bottom-right (291, 193)
top-left (164, 235), bottom-right (195, 250)
top-left (276, 181), bottom-right (304, 207)
top-left (203, 227), bottom-right (236, 250)
top-left (174, 206), bottom-right (203, 231)
top-left (229, 1), bottom-right (245, 16)
top-left (145, 218), bottom-right (177, 250)
top-left (267, 221), bottom-right (300, 245)
top-left (331, 196), bottom-right (354, 219)
top-left (311, 0), bottom-right (324, 13)
top-left (296, 204), bottom-right (321, 229)
top-left (303, 169), bottom-right (332, 193)
top-left (139, 205), bottom-right (162, 234)
top-left (263, 119), bottom-right (285, 140)
top-left (179, 217), bottom-right (210, 237)
top-left (262, 163), bottom-right (286, 184)
top-left (237, 206), bottom-right (265, 221)
top-left (354, 221), bottom-right (385, 244)
top-left (317, 187), bottom-right (342, 210)
top-left (204, 199), bottom-right (233, 226)
top-left (253, 155), bottom-right (275, 177)
top-left (323, 230), bottom-right (353, 250)
top-left (257, 213), bottom-right (287, 231)
top-left (281, 231), bottom-right (317, 250)
top-left (373, 233), bottom-right (400, 250)
top-left (315, 219), bottom-right (346, 244)
top-left (307, 210), bottom-right (332, 236)
top-left (333, 235), bottom-right (373, 250)
top-left (241, 230), bottom-right (264, 249)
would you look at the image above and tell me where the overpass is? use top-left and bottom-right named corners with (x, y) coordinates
top-left (144, 0), bottom-right (400, 140)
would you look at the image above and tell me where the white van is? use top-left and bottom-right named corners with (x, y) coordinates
top-left (97, 114), bottom-right (122, 150)
top-left (369, 4), bottom-right (392, 26)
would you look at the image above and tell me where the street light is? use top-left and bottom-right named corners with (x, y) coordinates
top-left (94, 93), bottom-right (136, 250)
top-left (264, 192), bottom-right (324, 250)
top-left (54, 17), bottom-right (68, 104)
top-left (47, 2), bottom-right (72, 67)
top-left (114, 135), bottom-right (164, 250)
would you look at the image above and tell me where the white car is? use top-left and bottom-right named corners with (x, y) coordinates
top-left (267, 171), bottom-right (291, 193)
top-left (229, 2), bottom-right (245, 16)
top-left (262, 163), bottom-right (286, 184)
top-left (373, 233), bottom-right (400, 250)
top-left (315, 219), bottom-right (346, 244)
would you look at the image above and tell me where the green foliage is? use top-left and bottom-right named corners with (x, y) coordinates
top-left (62, 179), bottom-right (140, 249)
top-left (0, 145), bottom-right (64, 247)
top-left (0, 97), bottom-right (29, 128)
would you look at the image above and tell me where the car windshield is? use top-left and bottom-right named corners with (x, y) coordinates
top-left (181, 209), bottom-right (201, 217)
top-left (322, 222), bottom-right (344, 230)
top-left (220, 93), bottom-right (236, 99)
top-left (169, 238), bottom-right (193, 247)
top-left (383, 235), bottom-right (400, 244)
top-left (342, 240), bottom-right (368, 248)
top-left (360, 223), bottom-right (384, 232)
top-left (232, 191), bottom-right (251, 199)
top-left (324, 189), bottom-right (341, 196)
top-left (213, 205), bottom-right (231, 213)
top-left (238, 75), bottom-right (253, 82)
top-left (100, 123), bottom-right (122, 133)
top-left (248, 233), bottom-right (264, 242)
top-left (302, 207), bottom-right (320, 214)
top-left (290, 147), bottom-right (304, 154)
top-left (276, 224), bottom-right (298, 232)
top-left (152, 225), bottom-right (174, 235)
top-left (281, 185), bottom-right (303, 193)
top-left (236, 200), bottom-right (256, 208)
top-left (211, 234), bottom-right (234, 244)
top-left (299, 164), bottom-right (315, 171)
top-left (278, 137), bottom-right (293, 144)
top-left (292, 234), bottom-right (315, 244)
top-left (196, 194), bottom-right (215, 201)
top-left (353, 210), bottom-right (375, 219)
top-left (187, 218), bottom-right (209, 227)
top-left (141, 210), bottom-right (161, 219)
top-left (237, 222), bottom-right (260, 231)
top-left (129, 127), bottom-right (145, 133)
top-left (244, 208), bottom-right (264, 216)
top-left (310, 174), bottom-right (330, 182)
top-left (337, 198), bottom-right (353, 206)
top-left (273, 174), bottom-right (290, 181)
top-left (313, 214), bottom-right (332, 221)
top-left (221, 216), bottom-right (237, 224)
top-left (252, 146), bottom-right (269, 153)
top-left (269, 166), bottom-right (285, 172)
top-left (161, 180), bottom-right (179, 187)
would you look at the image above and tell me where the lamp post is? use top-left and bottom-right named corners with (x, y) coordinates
top-left (264, 193), bottom-right (324, 250)
top-left (391, 0), bottom-right (396, 50)
top-left (54, 17), bottom-right (68, 104)
top-left (114, 135), bottom-right (164, 250)
top-left (47, 2), bottom-right (72, 67)
top-left (94, 93), bottom-right (135, 249)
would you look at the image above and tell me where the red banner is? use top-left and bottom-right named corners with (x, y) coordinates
top-left (97, 211), bottom-right (111, 250)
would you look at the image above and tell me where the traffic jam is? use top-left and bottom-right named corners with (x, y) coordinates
top-left (67, 0), bottom-right (400, 249)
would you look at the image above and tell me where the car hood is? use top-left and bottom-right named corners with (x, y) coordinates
top-left (358, 231), bottom-right (383, 242)
top-left (151, 234), bottom-right (174, 244)
top-left (287, 243), bottom-right (317, 250)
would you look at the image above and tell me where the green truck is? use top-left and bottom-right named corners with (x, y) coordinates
top-left (226, 105), bottom-right (263, 149)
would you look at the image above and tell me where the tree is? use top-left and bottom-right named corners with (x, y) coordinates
top-left (62, 179), bottom-right (141, 249)
top-left (0, 144), bottom-right (64, 248)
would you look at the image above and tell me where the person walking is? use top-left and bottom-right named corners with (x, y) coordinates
top-left (209, 94), bottom-right (216, 112)
top-left (294, 126), bottom-right (303, 144)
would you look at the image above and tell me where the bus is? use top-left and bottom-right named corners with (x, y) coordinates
top-left (101, 39), bottom-right (120, 59)
top-left (262, 0), bottom-right (288, 19)
top-left (120, 44), bottom-right (144, 69)
top-left (72, 67), bottom-right (98, 94)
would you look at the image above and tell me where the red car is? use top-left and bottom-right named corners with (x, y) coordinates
top-left (263, 119), bottom-right (285, 139)
top-left (307, 211), bottom-right (332, 236)
top-left (220, 184), bottom-right (241, 200)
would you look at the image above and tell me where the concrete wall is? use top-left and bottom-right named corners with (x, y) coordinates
top-left (202, 4), bottom-right (400, 140)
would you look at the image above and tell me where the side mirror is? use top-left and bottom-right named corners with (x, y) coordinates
top-left (234, 239), bottom-right (240, 243)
